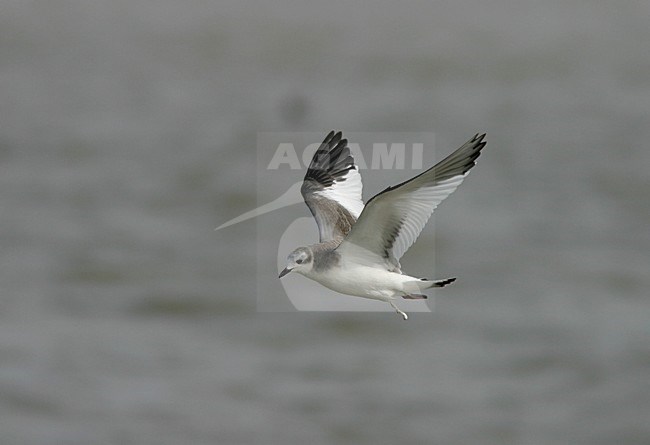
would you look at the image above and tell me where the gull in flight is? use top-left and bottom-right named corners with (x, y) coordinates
top-left (279, 131), bottom-right (486, 319)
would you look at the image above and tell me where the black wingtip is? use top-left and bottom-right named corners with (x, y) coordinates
top-left (321, 130), bottom-right (341, 148)
top-left (303, 130), bottom-right (356, 188)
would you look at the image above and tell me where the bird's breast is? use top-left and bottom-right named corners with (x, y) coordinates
top-left (306, 265), bottom-right (401, 301)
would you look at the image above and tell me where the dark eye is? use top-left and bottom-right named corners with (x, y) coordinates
top-left (296, 258), bottom-right (303, 264)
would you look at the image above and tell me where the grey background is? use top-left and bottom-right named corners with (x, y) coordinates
top-left (1, 1), bottom-right (649, 444)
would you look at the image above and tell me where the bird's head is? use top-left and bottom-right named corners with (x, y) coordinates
top-left (279, 246), bottom-right (313, 278)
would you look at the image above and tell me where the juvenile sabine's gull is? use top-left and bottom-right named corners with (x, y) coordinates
top-left (279, 131), bottom-right (486, 320)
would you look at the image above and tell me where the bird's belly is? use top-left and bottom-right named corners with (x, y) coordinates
top-left (310, 266), bottom-right (402, 301)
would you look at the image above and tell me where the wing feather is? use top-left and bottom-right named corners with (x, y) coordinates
top-left (336, 133), bottom-right (486, 268)
top-left (301, 131), bottom-right (364, 242)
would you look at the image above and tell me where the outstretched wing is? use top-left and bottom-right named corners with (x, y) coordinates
top-left (336, 133), bottom-right (486, 269)
top-left (301, 131), bottom-right (364, 242)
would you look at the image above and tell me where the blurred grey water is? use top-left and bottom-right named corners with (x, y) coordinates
top-left (1, 1), bottom-right (650, 444)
